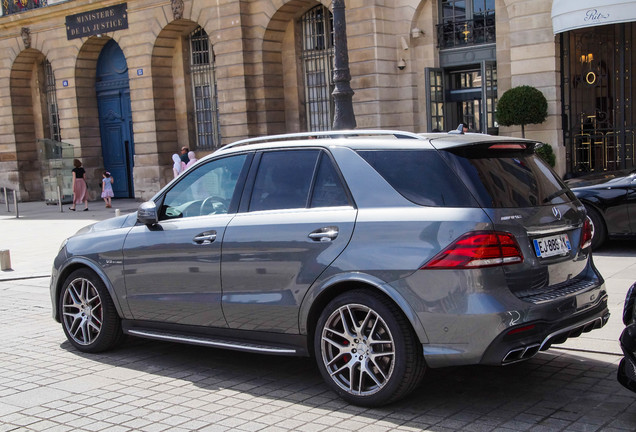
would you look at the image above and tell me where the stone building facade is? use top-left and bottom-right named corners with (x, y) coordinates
top-left (0, 0), bottom-right (633, 201)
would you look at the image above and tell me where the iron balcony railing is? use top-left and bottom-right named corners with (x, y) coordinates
top-left (2, 0), bottom-right (47, 16)
top-left (436, 15), bottom-right (496, 49)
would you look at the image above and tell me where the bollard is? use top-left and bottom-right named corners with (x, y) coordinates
top-left (0, 249), bottom-right (12, 271)
top-left (3, 187), bottom-right (8, 212)
top-left (13, 189), bottom-right (18, 218)
top-left (115, 209), bottom-right (121, 217)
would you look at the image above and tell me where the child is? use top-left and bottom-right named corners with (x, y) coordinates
top-left (101, 171), bottom-right (114, 208)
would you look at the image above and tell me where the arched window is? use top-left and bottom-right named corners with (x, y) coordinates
top-left (300, 5), bottom-right (334, 131)
top-left (189, 26), bottom-right (220, 150)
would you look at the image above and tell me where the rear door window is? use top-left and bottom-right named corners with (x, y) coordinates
top-left (310, 153), bottom-right (350, 208)
top-left (248, 149), bottom-right (351, 211)
top-left (249, 150), bottom-right (318, 211)
top-left (440, 143), bottom-right (576, 208)
top-left (357, 150), bottom-right (477, 207)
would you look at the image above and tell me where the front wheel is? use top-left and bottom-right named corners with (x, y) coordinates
top-left (59, 268), bottom-right (123, 353)
top-left (314, 290), bottom-right (425, 406)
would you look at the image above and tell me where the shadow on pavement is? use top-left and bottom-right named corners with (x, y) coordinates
top-left (60, 336), bottom-right (636, 430)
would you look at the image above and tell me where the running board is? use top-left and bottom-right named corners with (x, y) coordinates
top-left (125, 328), bottom-right (299, 355)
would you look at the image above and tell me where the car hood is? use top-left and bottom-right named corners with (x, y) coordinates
top-left (74, 212), bottom-right (138, 236)
top-left (566, 169), bottom-right (636, 189)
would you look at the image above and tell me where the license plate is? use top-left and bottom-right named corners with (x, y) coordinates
top-left (533, 234), bottom-right (571, 258)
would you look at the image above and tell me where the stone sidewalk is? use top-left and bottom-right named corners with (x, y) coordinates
top-left (0, 199), bottom-right (139, 281)
top-left (1, 200), bottom-right (635, 431)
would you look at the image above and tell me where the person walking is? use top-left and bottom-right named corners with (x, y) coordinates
top-left (69, 159), bottom-right (89, 211)
top-left (180, 146), bottom-right (190, 164)
top-left (101, 171), bottom-right (114, 208)
top-left (184, 151), bottom-right (198, 170)
top-left (172, 154), bottom-right (185, 178)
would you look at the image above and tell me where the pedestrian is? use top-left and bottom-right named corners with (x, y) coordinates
top-left (180, 146), bottom-right (190, 164)
top-left (185, 151), bottom-right (198, 170)
top-left (172, 154), bottom-right (185, 178)
top-left (69, 158), bottom-right (89, 211)
top-left (101, 171), bottom-right (114, 208)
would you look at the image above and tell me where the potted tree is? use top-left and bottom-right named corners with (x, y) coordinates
top-left (496, 85), bottom-right (548, 138)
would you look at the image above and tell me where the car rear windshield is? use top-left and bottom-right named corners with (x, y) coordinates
top-left (439, 143), bottom-right (576, 208)
top-left (357, 150), bottom-right (477, 207)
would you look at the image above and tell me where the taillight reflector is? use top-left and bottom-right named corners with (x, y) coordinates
top-left (423, 231), bottom-right (524, 269)
top-left (507, 324), bottom-right (536, 336)
top-left (580, 216), bottom-right (593, 250)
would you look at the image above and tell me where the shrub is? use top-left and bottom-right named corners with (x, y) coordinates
top-left (496, 86), bottom-right (548, 138)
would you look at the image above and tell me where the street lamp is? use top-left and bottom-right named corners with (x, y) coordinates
top-left (331, 0), bottom-right (356, 130)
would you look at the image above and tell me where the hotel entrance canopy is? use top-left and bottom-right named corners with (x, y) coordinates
top-left (552, 0), bottom-right (636, 34)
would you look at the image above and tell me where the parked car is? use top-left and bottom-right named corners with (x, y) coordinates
top-left (51, 130), bottom-right (610, 406)
top-left (565, 169), bottom-right (636, 249)
top-left (619, 282), bottom-right (636, 392)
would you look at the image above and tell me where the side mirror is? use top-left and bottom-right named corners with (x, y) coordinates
top-left (137, 201), bottom-right (158, 226)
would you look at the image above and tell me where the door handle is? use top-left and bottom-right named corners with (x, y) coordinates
top-left (193, 231), bottom-right (217, 244)
top-left (308, 226), bottom-right (339, 242)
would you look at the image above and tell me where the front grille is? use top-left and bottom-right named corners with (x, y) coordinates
top-left (512, 277), bottom-right (598, 304)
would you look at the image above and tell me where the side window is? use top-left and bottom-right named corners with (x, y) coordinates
top-left (310, 154), bottom-right (349, 208)
top-left (249, 150), bottom-right (320, 211)
top-left (161, 154), bottom-right (247, 220)
top-left (357, 150), bottom-right (476, 207)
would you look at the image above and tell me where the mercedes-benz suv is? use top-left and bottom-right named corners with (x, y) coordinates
top-left (51, 130), bottom-right (609, 406)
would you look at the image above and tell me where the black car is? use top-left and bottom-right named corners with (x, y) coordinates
top-left (619, 282), bottom-right (636, 392)
top-left (566, 169), bottom-right (636, 249)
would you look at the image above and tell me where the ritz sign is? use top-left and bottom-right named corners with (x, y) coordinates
top-left (66, 3), bottom-right (128, 40)
top-left (583, 9), bottom-right (610, 24)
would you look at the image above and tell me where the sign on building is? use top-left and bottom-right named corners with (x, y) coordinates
top-left (66, 3), bottom-right (128, 40)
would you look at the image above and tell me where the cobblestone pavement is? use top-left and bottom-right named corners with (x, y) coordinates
top-left (1, 202), bottom-right (636, 431)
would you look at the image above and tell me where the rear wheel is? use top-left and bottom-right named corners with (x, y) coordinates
top-left (584, 204), bottom-right (606, 250)
top-left (314, 290), bottom-right (425, 406)
top-left (59, 268), bottom-right (123, 353)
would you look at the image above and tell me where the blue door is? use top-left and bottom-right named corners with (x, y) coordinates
top-left (96, 40), bottom-right (134, 198)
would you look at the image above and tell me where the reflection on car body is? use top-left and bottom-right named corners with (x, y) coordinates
top-left (619, 282), bottom-right (636, 392)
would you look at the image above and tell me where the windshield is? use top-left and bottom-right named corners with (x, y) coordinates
top-left (440, 144), bottom-right (576, 208)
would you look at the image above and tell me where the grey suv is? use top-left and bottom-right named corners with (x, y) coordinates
top-left (51, 130), bottom-right (609, 406)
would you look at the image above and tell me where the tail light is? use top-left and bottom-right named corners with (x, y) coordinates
top-left (423, 231), bottom-right (523, 269)
top-left (580, 216), bottom-right (593, 250)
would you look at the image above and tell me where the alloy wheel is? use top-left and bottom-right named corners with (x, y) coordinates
top-left (320, 303), bottom-right (395, 396)
top-left (62, 277), bottom-right (103, 346)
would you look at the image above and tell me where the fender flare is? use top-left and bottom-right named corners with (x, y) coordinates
top-left (53, 256), bottom-right (126, 321)
top-left (298, 271), bottom-right (429, 345)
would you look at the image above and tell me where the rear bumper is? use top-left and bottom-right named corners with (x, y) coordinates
top-left (419, 284), bottom-right (609, 368)
top-left (479, 294), bottom-right (610, 365)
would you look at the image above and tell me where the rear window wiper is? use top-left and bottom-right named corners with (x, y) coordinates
top-left (542, 188), bottom-right (569, 203)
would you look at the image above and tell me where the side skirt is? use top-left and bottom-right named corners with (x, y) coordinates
top-left (121, 320), bottom-right (310, 357)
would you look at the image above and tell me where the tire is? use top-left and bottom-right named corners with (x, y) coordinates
top-left (584, 204), bottom-right (606, 250)
top-left (59, 268), bottom-right (123, 353)
top-left (314, 290), bottom-right (425, 407)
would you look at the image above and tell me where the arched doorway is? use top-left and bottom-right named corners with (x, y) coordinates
top-left (96, 39), bottom-right (134, 198)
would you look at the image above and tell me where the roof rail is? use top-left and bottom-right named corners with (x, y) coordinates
top-left (216, 129), bottom-right (423, 152)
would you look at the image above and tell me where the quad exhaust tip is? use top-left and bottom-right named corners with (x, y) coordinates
top-left (502, 316), bottom-right (605, 364)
